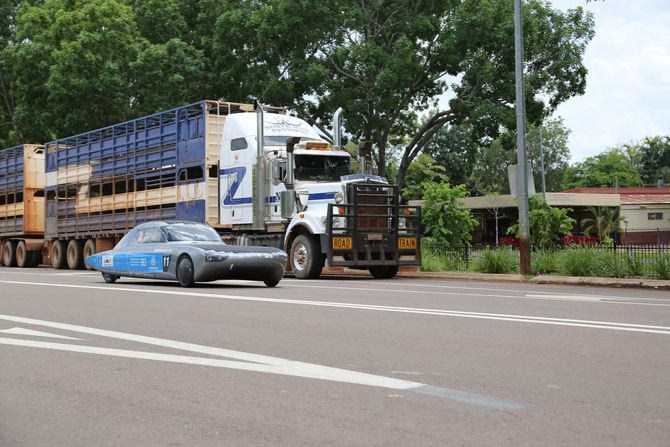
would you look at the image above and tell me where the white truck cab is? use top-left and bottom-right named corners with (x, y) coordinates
top-left (218, 104), bottom-right (421, 279)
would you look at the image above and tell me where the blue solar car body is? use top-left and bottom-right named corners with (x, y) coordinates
top-left (86, 221), bottom-right (287, 287)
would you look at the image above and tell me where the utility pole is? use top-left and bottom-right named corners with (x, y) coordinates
top-left (514, 0), bottom-right (531, 275)
top-left (539, 126), bottom-right (547, 200)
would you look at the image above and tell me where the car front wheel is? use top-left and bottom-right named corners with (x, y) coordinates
top-left (177, 256), bottom-right (195, 287)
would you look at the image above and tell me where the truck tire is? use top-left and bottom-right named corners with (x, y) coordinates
top-left (16, 241), bottom-right (30, 268)
top-left (83, 239), bottom-right (96, 270)
top-left (290, 234), bottom-right (324, 279)
top-left (2, 240), bottom-right (17, 267)
top-left (368, 265), bottom-right (399, 279)
top-left (176, 255), bottom-right (195, 287)
top-left (51, 240), bottom-right (68, 269)
top-left (0, 241), bottom-right (4, 266)
top-left (67, 240), bottom-right (85, 270)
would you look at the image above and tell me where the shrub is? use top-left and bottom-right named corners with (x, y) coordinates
top-left (472, 248), bottom-right (518, 274)
top-left (558, 247), bottom-right (597, 276)
top-left (623, 252), bottom-right (645, 277)
top-left (420, 250), bottom-right (444, 272)
top-left (531, 251), bottom-right (558, 274)
top-left (594, 252), bottom-right (628, 278)
top-left (654, 254), bottom-right (670, 280)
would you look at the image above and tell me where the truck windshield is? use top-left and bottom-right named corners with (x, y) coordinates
top-left (264, 136), bottom-right (319, 146)
top-left (294, 155), bottom-right (350, 181)
top-left (165, 224), bottom-right (222, 242)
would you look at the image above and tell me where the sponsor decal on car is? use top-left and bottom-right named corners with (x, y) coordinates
top-left (102, 255), bottom-right (113, 267)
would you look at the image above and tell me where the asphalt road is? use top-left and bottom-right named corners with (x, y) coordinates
top-left (1, 267), bottom-right (669, 446)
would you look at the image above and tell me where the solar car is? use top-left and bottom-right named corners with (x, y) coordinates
top-left (85, 221), bottom-right (287, 287)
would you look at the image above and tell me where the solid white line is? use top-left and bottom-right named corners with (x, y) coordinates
top-left (0, 314), bottom-right (525, 410)
top-left (1, 280), bottom-right (669, 335)
top-left (287, 278), bottom-right (670, 303)
top-left (0, 327), bottom-right (81, 340)
top-left (0, 336), bottom-right (420, 390)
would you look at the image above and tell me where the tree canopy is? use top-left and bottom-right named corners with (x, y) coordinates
top-left (564, 149), bottom-right (643, 189)
top-left (0, 0), bottom-right (595, 187)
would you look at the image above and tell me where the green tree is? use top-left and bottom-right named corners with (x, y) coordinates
top-left (423, 122), bottom-right (478, 186)
top-left (565, 149), bottom-right (643, 189)
top-left (468, 138), bottom-right (514, 195)
top-left (507, 195), bottom-right (575, 249)
top-left (211, 0), bottom-right (594, 187)
top-left (636, 136), bottom-right (670, 185)
top-left (5, 0), bottom-right (142, 141)
top-left (526, 118), bottom-right (571, 192)
top-left (401, 153), bottom-right (449, 201)
top-left (421, 182), bottom-right (478, 246)
top-left (582, 206), bottom-right (626, 245)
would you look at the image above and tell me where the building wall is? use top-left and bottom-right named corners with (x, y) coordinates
top-left (620, 205), bottom-right (670, 243)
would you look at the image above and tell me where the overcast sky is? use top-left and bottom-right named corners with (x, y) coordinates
top-left (546, 0), bottom-right (670, 162)
top-left (437, 0), bottom-right (670, 163)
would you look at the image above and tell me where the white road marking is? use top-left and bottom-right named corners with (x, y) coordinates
top-left (284, 282), bottom-right (670, 307)
top-left (0, 327), bottom-right (81, 340)
top-left (1, 280), bottom-right (669, 335)
top-left (289, 278), bottom-right (670, 303)
top-left (0, 314), bottom-right (524, 410)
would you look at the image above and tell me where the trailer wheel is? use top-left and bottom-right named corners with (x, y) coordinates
top-left (16, 241), bottom-right (29, 268)
top-left (2, 240), bottom-right (17, 267)
top-left (67, 240), bottom-right (85, 270)
top-left (0, 241), bottom-right (4, 266)
top-left (176, 255), bottom-right (195, 287)
top-left (83, 239), bottom-right (96, 270)
top-left (368, 265), bottom-right (399, 279)
top-left (290, 234), bottom-right (324, 279)
top-left (51, 240), bottom-right (68, 269)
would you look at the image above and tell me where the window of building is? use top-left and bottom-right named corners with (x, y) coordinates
top-left (648, 212), bottom-right (663, 220)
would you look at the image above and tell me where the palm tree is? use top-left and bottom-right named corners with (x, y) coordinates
top-left (582, 206), bottom-right (627, 244)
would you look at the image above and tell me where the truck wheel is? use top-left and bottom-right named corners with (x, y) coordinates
top-left (83, 239), bottom-right (96, 270)
top-left (3, 240), bottom-right (17, 267)
top-left (368, 265), bottom-right (399, 279)
top-left (51, 240), bottom-right (68, 269)
top-left (16, 241), bottom-right (30, 268)
top-left (0, 241), bottom-right (4, 266)
top-left (67, 240), bottom-right (85, 270)
top-left (177, 256), bottom-right (195, 287)
top-left (102, 272), bottom-right (118, 283)
top-left (290, 234), bottom-right (324, 279)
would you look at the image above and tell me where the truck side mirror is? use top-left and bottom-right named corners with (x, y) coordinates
top-left (286, 136), bottom-right (301, 153)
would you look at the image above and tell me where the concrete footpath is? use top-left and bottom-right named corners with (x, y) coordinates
top-left (322, 267), bottom-right (670, 290)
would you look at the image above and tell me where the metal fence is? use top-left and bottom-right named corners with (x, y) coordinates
top-left (420, 239), bottom-right (670, 279)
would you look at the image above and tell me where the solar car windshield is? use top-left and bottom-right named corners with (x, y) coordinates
top-left (166, 224), bottom-right (222, 242)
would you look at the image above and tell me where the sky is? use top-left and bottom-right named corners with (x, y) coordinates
top-left (550, 0), bottom-right (670, 162)
top-left (437, 0), bottom-right (670, 163)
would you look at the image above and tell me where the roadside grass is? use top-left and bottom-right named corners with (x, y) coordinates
top-left (420, 244), bottom-right (670, 280)
top-left (471, 247), bottom-right (519, 274)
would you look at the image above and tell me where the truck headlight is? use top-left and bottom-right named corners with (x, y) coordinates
top-left (334, 192), bottom-right (344, 203)
top-left (399, 218), bottom-right (406, 228)
top-left (332, 217), bottom-right (342, 228)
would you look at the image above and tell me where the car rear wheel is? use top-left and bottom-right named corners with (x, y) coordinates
top-left (264, 279), bottom-right (279, 288)
top-left (102, 272), bottom-right (118, 283)
top-left (368, 265), bottom-right (398, 279)
top-left (290, 234), bottom-right (324, 279)
top-left (177, 256), bottom-right (195, 287)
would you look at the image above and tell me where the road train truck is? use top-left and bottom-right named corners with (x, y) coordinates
top-left (0, 100), bottom-right (421, 278)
